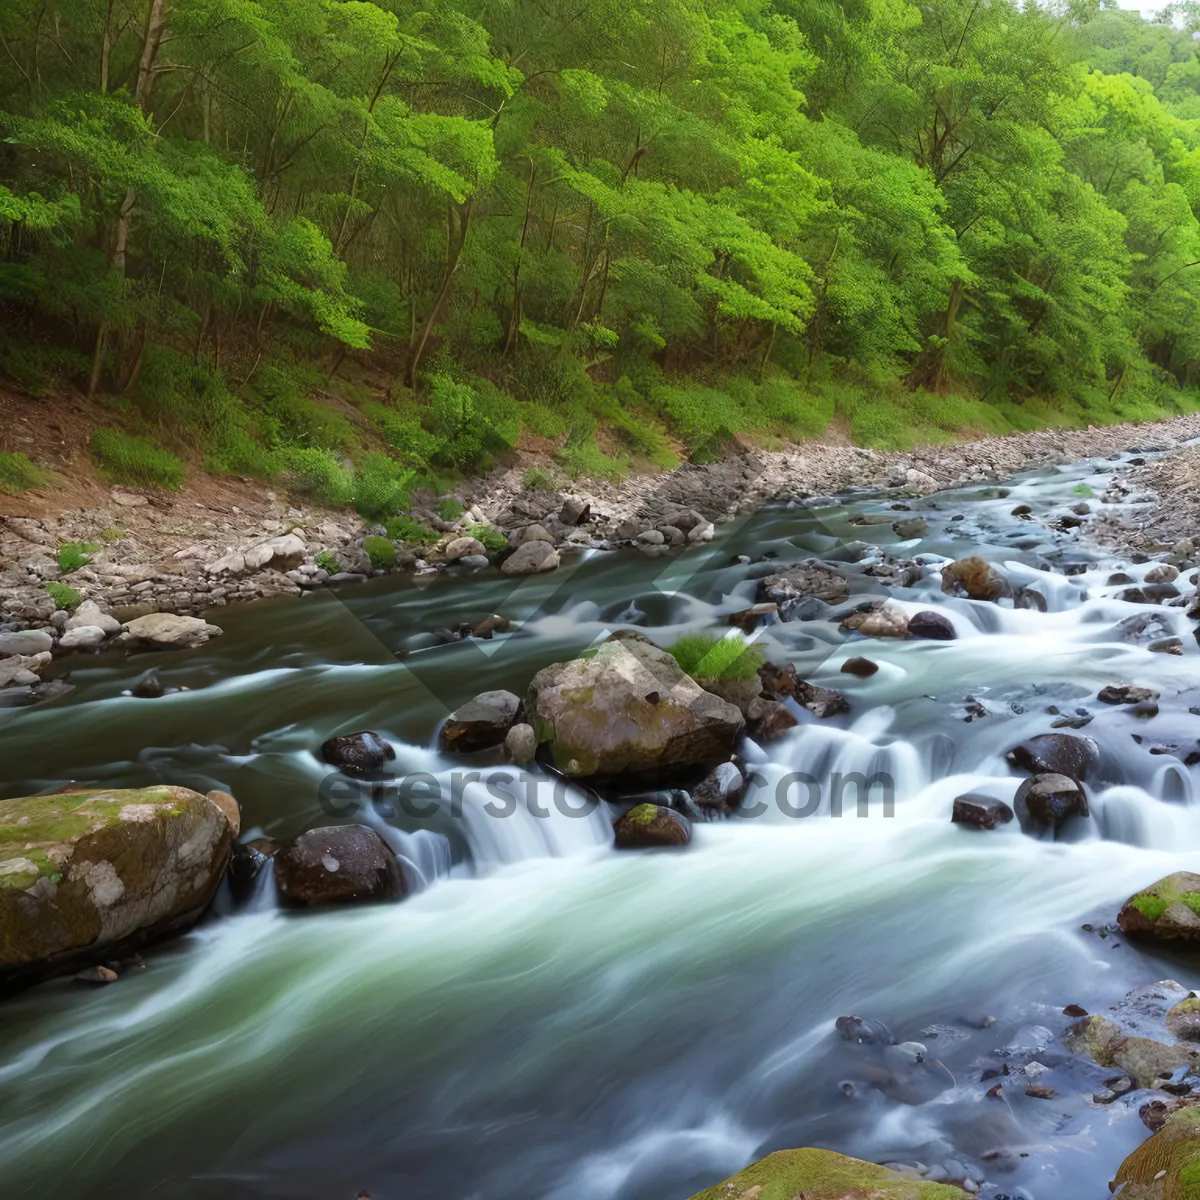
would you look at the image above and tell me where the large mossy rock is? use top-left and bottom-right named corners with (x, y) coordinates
top-left (0, 786), bottom-right (233, 982)
top-left (688, 1149), bottom-right (964, 1200)
top-left (526, 634), bottom-right (744, 781)
top-left (1119, 872), bottom-right (1200, 941)
top-left (1112, 1105), bottom-right (1200, 1199)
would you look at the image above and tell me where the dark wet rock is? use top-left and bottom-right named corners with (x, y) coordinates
top-left (757, 560), bottom-right (850, 607)
top-left (1006, 733), bottom-right (1098, 780)
top-left (1140, 1095), bottom-right (1198, 1133)
top-left (526, 636), bottom-right (743, 781)
top-left (560, 496), bottom-right (591, 526)
top-left (1099, 684), bottom-right (1159, 705)
top-left (1013, 586), bottom-right (1048, 612)
top-left (908, 610), bottom-right (956, 640)
top-left (320, 730), bottom-right (396, 779)
top-left (131, 670), bottom-right (164, 699)
top-left (727, 602), bottom-right (778, 632)
top-left (940, 556), bottom-right (1011, 601)
top-left (836, 1014), bottom-right (895, 1044)
top-left (0, 786), bottom-right (232, 986)
top-left (273, 825), bottom-right (404, 907)
top-left (469, 614), bottom-right (511, 639)
top-left (227, 840), bottom-right (272, 902)
top-left (951, 794), bottom-right (1014, 830)
top-left (1108, 572), bottom-right (1136, 585)
top-left (1119, 873), bottom-right (1200, 942)
top-left (613, 803), bottom-right (691, 849)
top-left (1011, 504), bottom-right (1032, 517)
top-left (1152, 637), bottom-right (1185, 655)
top-left (1063, 561), bottom-right (1089, 576)
top-left (439, 690), bottom-right (522, 752)
top-left (757, 661), bottom-right (798, 699)
top-left (690, 762), bottom-right (746, 815)
top-left (1073, 502), bottom-right (1091, 515)
top-left (841, 656), bottom-right (879, 678)
top-left (795, 680), bottom-right (849, 718)
top-left (746, 696), bottom-right (800, 741)
top-left (1013, 772), bottom-right (1088, 828)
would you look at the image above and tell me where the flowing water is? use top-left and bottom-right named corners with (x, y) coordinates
top-left (3, 451), bottom-right (1200, 1200)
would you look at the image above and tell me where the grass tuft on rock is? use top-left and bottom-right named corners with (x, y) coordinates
top-left (667, 631), bottom-right (765, 682)
top-left (58, 541), bottom-right (100, 573)
top-left (44, 580), bottom-right (81, 609)
top-left (361, 536), bottom-right (396, 570)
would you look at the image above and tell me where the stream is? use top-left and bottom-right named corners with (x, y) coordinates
top-left (3, 449), bottom-right (1200, 1199)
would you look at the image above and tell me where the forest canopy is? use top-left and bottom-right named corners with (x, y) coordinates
top-left (4, 0), bottom-right (1200, 499)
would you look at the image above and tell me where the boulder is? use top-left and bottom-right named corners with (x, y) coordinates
top-left (244, 533), bottom-right (306, 572)
top-left (1119, 872), bottom-right (1200, 942)
top-left (205, 789), bottom-right (241, 838)
top-left (940, 556), bottom-right (1011, 602)
top-left (560, 497), bottom-right (591, 526)
top-left (320, 730), bottom-right (396, 778)
top-left (757, 560), bottom-right (850, 607)
top-left (905, 468), bottom-right (939, 494)
top-left (67, 600), bottom-right (120, 636)
top-left (512, 523), bottom-right (555, 547)
top-left (501, 540), bottom-right (560, 576)
top-left (690, 762), bottom-right (746, 815)
top-left (0, 629), bottom-right (54, 656)
top-left (688, 521), bottom-right (715, 544)
top-left (697, 675), bottom-right (763, 717)
top-left (842, 605), bottom-right (910, 638)
top-left (613, 803), bottom-right (691, 849)
top-left (273, 825), bottom-right (404, 907)
top-left (58, 625), bottom-right (108, 650)
top-left (841, 656), bottom-right (879, 678)
top-left (1066, 1013), bottom-right (1200, 1087)
top-left (0, 786), bottom-right (232, 984)
top-left (504, 722), bottom-right (537, 765)
top-left (457, 554), bottom-right (489, 570)
top-left (687, 1148), bottom-right (964, 1200)
top-left (1006, 733), bottom-right (1098, 780)
top-left (907, 610), bottom-right (957, 640)
top-left (444, 536), bottom-right (486, 561)
top-left (746, 696), bottom-right (799, 741)
top-left (951, 793), bottom-right (1014, 830)
top-left (1099, 684), bottom-right (1159, 705)
top-left (1112, 1104), bottom-right (1200, 1200)
top-left (440, 690), bottom-right (522, 752)
top-left (525, 636), bottom-right (744, 781)
top-left (119, 613), bottom-right (222, 650)
top-left (1013, 772), bottom-right (1088, 828)
top-left (1146, 563), bottom-right (1180, 584)
top-left (795, 680), bottom-right (849, 718)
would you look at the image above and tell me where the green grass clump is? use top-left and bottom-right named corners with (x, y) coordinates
top-left (91, 428), bottom-right (185, 490)
top-left (45, 581), bottom-right (81, 610)
top-left (439, 497), bottom-right (465, 521)
top-left (523, 468), bottom-right (556, 491)
top-left (58, 541), bottom-right (101, 573)
top-left (0, 450), bottom-right (54, 495)
top-left (667, 631), bottom-right (765, 682)
top-left (361, 535), bottom-right (396, 570)
top-left (315, 550), bottom-right (340, 574)
top-left (384, 515), bottom-right (440, 546)
top-left (464, 522), bottom-right (508, 553)
top-left (99, 528), bottom-right (123, 542)
top-left (277, 446), bottom-right (353, 507)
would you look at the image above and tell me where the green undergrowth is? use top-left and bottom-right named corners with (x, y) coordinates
top-left (44, 581), bottom-right (80, 609)
top-left (0, 450), bottom-right (55, 494)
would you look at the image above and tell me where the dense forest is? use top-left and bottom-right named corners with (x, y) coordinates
top-left (3, 0), bottom-right (1200, 507)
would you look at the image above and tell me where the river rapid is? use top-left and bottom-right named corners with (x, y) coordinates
top-left (3, 449), bottom-right (1200, 1200)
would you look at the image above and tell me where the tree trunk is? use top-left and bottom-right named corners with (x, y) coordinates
top-left (407, 200), bottom-right (471, 387)
top-left (503, 160), bottom-right (537, 355)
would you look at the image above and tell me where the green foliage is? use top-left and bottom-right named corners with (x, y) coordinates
top-left (58, 541), bottom-right (100, 574)
top-left (463, 522), bottom-right (508, 553)
top-left (352, 452), bottom-right (414, 519)
top-left (44, 581), bottom-right (80, 610)
top-left (91, 429), bottom-right (185, 490)
top-left (1073, 484), bottom-right (1095, 499)
top-left (523, 468), bottom-right (556, 492)
top-left (315, 550), bottom-right (341, 574)
top-left (384, 515), bottom-right (440, 546)
top-left (438, 497), bottom-right (466, 521)
top-left (667, 632), bottom-right (766, 682)
top-left (0, 451), bottom-right (52, 494)
top-left (276, 447), bottom-right (353, 507)
top-left (361, 535), bottom-right (396, 570)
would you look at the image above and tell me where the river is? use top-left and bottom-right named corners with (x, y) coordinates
top-left (2, 448), bottom-right (1198, 1200)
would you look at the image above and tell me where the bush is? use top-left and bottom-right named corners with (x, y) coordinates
top-left (464, 522), bottom-right (508, 553)
top-left (315, 550), bottom-right (340, 573)
top-left (277, 446), bottom-right (353, 506)
top-left (0, 450), bottom-right (53, 494)
top-left (384, 515), bottom-right (439, 546)
top-left (45, 581), bottom-right (81, 610)
top-left (361, 535), bottom-right (396, 570)
top-left (91, 428), bottom-right (185, 489)
top-left (667, 631), bottom-right (765, 682)
top-left (58, 541), bottom-right (100, 573)
top-left (352, 452), bottom-right (414, 519)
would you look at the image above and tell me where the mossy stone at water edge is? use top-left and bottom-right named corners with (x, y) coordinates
top-left (687, 1148), bottom-right (965, 1200)
top-left (0, 787), bottom-right (232, 980)
top-left (1113, 1105), bottom-right (1200, 1199)
top-left (1119, 872), bottom-right (1200, 941)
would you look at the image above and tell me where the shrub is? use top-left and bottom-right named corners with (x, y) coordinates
top-left (361, 535), bottom-right (396, 570)
top-left (315, 550), bottom-right (340, 573)
top-left (464, 522), bottom-right (508, 553)
top-left (667, 631), bottom-right (765, 682)
top-left (277, 446), bottom-right (353, 507)
top-left (91, 428), bottom-right (185, 490)
top-left (384, 515), bottom-right (439, 546)
top-left (58, 541), bottom-right (100, 573)
top-left (45, 581), bottom-right (81, 610)
top-left (439, 497), bottom-right (465, 521)
top-left (352, 452), bottom-right (415, 519)
top-left (0, 451), bottom-right (53, 495)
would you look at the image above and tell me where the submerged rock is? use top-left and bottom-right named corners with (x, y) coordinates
top-left (1119, 872), bottom-right (1200, 942)
top-left (613, 803), bottom-right (691, 849)
top-left (440, 690), bottom-right (522, 752)
top-left (951, 793), bottom-right (1014, 830)
top-left (686, 1148), bottom-right (964, 1200)
top-left (1006, 732), bottom-right (1098, 780)
top-left (320, 730), bottom-right (396, 778)
top-left (836, 1014), bottom-right (895, 1045)
top-left (940, 555), bottom-right (1011, 602)
top-left (526, 636), bottom-right (743, 781)
top-left (273, 825), bottom-right (405, 906)
top-left (0, 786), bottom-right (232, 985)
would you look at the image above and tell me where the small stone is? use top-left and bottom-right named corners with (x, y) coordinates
top-left (320, 730), bottom-right (396, 778)
top-left (75, 965), bottom-right (118, 985)
top-left (907, 610), bottom-right (956, 640)
top-left (504, 722), bottom-right (537, 765)
top-left (952, 794), bottom-right (1014, 831)
top-left (440, 690), bottom-right (522, 752)
top-left (444, 536), bottom-right (486, 561)
top-left (727, 602), bottom-right (778, 632)
top-left (841, 657), bottom-right (879, 678)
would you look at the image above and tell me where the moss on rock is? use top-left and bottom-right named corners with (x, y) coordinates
top-left (1120, 873), bottom-right (1200, 941)
top-left (1112, 1105), bottom-right (1200, 1199)
top-left (687, 1148), bottom-right (965, 1200)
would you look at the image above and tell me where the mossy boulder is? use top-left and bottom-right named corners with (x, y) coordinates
top-left (613, 803), bottom-right (691, 849)
top-left (687, 1148), bottom-right (964, 1200)
top-left (1064, 1014), bottom-right (1199, 1087)
top-left (525, 634), bottom-right (744, 781)
top-left (1111, 1105), bottom-right (1200, 1199)
top-left (0, 786), bottom-right (232, 984)
top-left (1120, 873), bottom-right (1200, 941)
